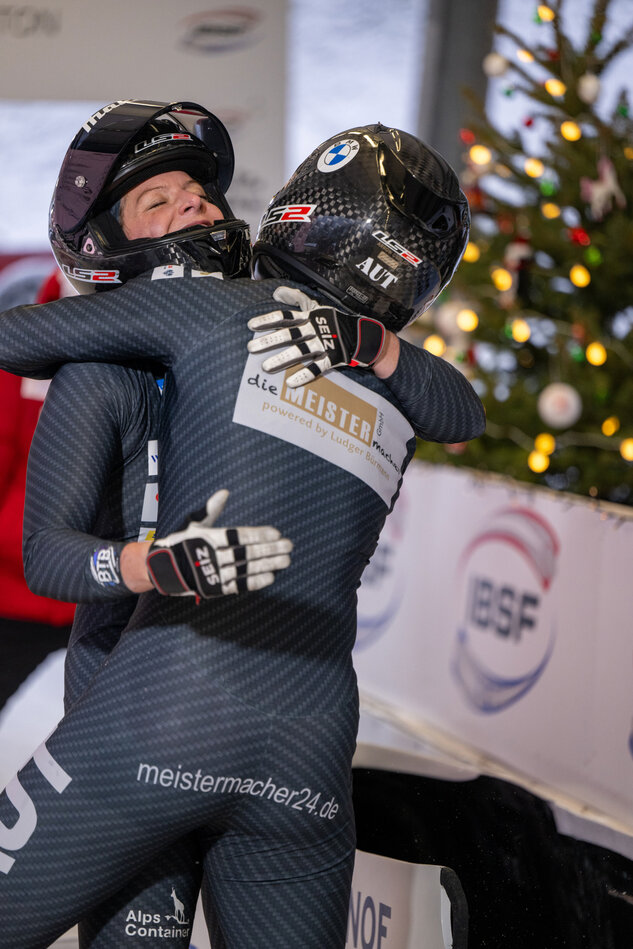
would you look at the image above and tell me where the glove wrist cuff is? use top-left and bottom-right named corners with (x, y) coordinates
top-left (351, 317), bottom-right (386, 367)
top-left (146, 546), bottom-right (192, 596)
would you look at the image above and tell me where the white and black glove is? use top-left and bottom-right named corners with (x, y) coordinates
top-left (247, 286), bottom-right (386, 388)
top-left (146, 490), bottom-right (292, 599)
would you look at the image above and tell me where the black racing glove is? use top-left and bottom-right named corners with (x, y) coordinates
top-left (247, 287), bottom-right (386, 388)
top-left (146, 490), bottom-right (293, 599)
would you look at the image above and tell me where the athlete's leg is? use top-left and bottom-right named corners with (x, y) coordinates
top-left (199, 705), bottom-right (358, 948)
top-left (65, 617), bottom-right (203, 949)
top-left (203, 854), bottom-right (354, 949)
top-left (77, 834), bottom-right (203, 949)
top-left (0, 619), bottom-right (276, 949)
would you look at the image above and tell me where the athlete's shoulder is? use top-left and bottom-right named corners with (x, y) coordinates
top-left (51, 361), bottom-right (154, 402)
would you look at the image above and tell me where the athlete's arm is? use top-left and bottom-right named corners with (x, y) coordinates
top-left (378, 335), bottom-right (486, 443)
top-left (23, 364), bottom-right (144, 602)
top-left (248, 287), bottom-right (485, 444)
top-left (0, 276), bottom-right (183, 378)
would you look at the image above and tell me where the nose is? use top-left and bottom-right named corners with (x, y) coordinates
top-left (176, 189), bottom-right (223, 225)
top-left (177, 188), bottom-right (205, 215)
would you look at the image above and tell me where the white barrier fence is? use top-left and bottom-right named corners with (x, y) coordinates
top-left (354, 462), bottom-right (633, 851)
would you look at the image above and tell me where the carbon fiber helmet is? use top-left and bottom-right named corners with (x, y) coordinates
top-left (50, 100), bottom-right (251, 293)
top-left (252, 124), bottom-right (470, 331)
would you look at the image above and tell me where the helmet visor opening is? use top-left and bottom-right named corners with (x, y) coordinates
top-left (379, 144), bottom-right (463, 236)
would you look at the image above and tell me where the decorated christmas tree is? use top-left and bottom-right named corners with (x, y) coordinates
top-left (414, 0), bottom-right (633, 506)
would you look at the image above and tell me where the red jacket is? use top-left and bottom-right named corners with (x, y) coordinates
top-left (0, 369), bottom-right (76, 624)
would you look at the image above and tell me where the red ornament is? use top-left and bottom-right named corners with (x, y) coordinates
top-left (547, 48), bottom-right (560, 61)
top-left (459, 128), bottom-right (476, 145)
top-left (523, 116), bottom-right (534, 127)
top-left (463, 184), bottom-right (486, 212)
top-left (568, 227), bottom-right (591, 246)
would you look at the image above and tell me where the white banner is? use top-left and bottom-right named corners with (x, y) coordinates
top-left (0, 1), bottom-right (286, 228)
top-left (354, 462), bottom-right (633, 842)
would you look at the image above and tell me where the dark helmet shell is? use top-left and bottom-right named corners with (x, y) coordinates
top-left (252, 124), bottom-right (469, 331)
top-left (49, 100), bottom-right (251, 293)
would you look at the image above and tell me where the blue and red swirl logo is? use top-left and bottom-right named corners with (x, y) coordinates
top-left (453, 506), bottom-right (560, 712)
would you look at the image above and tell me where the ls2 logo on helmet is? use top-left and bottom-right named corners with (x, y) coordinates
top-left (259, 204), bottom-right (316, 229)
top-left (61, 265), bottom-right (121, 285)
top-left (317, 139), bottom-right (360, 173)
top-left (134, 133), bottom-right (193, 155)
top-left (373, 230), bottom-right (422, 267)
top-left (452, 506), bottom-right (559, 712)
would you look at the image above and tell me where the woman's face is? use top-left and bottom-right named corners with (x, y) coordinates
top-left (120, 170), bottom-right (223, 240)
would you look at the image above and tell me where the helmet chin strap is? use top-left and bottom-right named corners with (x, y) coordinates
top-left (253, 245), bottom-right (356, 315)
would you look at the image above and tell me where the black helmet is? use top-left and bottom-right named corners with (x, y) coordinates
top-left (50, 99), bottom-right (251, 293)
top-left (252, 124), bottom-right (470, 331)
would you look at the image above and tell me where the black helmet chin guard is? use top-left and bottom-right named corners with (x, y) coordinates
top-left (50, 100), bottom-right (251, 293)
top-left (252, 124), bottom-right (470, 332)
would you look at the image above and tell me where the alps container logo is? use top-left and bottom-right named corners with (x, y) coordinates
top-left (452, 506), bottom-right (560, 712)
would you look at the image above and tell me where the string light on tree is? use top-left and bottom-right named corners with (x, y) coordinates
top-left (463, 242), bottom-right (481, 262)
top-left (470, 144), bottom-right (492, 165)
top-left (528, 450), bottom-right (550, 473)
top-left (569, 227), bottom-right (590, 246)
top-left (620, 439), bottom-right (633, 462)
top-left (511, 318), bottom-right (531, 342)
top-left (537, 5), bottom-right (555, 22)
top-left (545, 78), bottom-right (566, 97)
top-left (456, 308), bottom-right (479, 332)
top-left (586, 341), bottom-right (607, 365)
top-left (584, 246), bottom-right (602, 266)
top-left (534, 432), bottom-right (556, 455)
top-left (423, 334), bottom-right (447, 357)
top-left (602, 416), bottom-right (620, 436)
top-left (541, 201), bottom-right (561, 218)
top-left (525, 157), bottom-right (545, 178)
top-left (561, 121), bottom-right (582, 141)
top-left (570, 264), bottom-right (591, 287)
top-left (491, 267), bottom-right (513, 291)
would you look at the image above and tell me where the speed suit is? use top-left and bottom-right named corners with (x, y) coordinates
top-left (23, 362), bottom-right (205, 947)
top-left (0, 269), bottom-right (485, 948)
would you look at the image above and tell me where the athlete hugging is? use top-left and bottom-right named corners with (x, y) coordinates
top-left (0, 100), bottom-right (484, 949)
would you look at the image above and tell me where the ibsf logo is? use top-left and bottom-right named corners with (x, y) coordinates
top-left (452, 506), bottom-right (559, 712)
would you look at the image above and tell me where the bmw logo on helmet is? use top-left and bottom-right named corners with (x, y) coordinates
top-left (317, 138), bottom-right (360, 173)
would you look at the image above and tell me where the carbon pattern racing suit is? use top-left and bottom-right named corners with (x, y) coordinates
top-left (0, 268), bottom-right (485, 948)
top-left (22, 361), bottom-right (206, 948)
